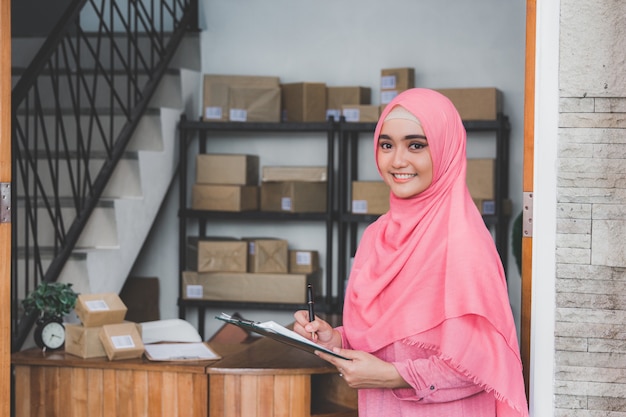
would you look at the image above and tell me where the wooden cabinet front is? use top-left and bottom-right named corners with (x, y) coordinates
top-left (12, 349), bottom-right (209, 417)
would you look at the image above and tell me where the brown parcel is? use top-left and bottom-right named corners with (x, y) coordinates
top-left (186, 237), bottom-right (248, 272)
top-left (281, 82), bottom-right (327, 122)
top-left (99, 322), bottom-right (145, 361)
top-left (203, 74), bottom-right (280, 122)
top-left (182, 270), bottom-right (322, 304)
top-left (352, 181), bottom-right (390, 215)
top-left (326, 86), bottom-right (371, 120)
top-left (243, 237), bottom-right (288, 273)
top-left (260, 181), bottom-right (327, 213)
top-left (466, 158), bottom-right (495, 200)
top-left (341, 105), bottom-right (380, 122)
top-left (65, 324), bottom-right (107, 359)
top-left (261, 166), bottom-right (327, 182)
top-left (228, 85), bottom-right (281, 123)
top-left (75, 293), bottom-right (128, 327)
top-left (466, 158), bottom-right (497, 215)
top-left (192, 184), bottom-right (258, 212)
top-left (196, 154), bottom-right (259, 185)
top-left (289, 250), bottom-right (320, 274)
top-left (435, 88), bottom-right (502, 121)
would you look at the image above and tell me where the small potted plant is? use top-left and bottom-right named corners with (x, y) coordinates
top-left (23, 282), bottom-right (78, 350)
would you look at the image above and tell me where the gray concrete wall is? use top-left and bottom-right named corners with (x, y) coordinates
top-left (555, 0), bottom-right (626, 414)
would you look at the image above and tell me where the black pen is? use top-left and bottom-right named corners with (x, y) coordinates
top-left (307, 284), bottom-right (316, 339)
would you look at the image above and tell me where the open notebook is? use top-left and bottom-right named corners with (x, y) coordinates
top-left (215, 313), bottom-right (350, 361)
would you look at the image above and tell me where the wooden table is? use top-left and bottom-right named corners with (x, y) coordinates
top-left (12, 339), bottom-right (357, 417)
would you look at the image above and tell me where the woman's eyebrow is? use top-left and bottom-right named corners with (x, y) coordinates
top-left (378, 134), bottom-right (427, 140)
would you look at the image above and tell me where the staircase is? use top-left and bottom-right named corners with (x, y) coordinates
top-left (11, 0), bottom-right (201, 350)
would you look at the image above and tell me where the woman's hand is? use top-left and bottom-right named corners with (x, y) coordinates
top-left (316, 348), bottom-right (411, 390)
top-left (293, 310), bottom-right (342, 350)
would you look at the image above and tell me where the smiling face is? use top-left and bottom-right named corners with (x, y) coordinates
top-left (376, 117), bottom-right (433, 199)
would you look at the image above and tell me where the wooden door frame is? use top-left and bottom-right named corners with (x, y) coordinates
top-left (1, 0), bottom-right (12, 414)
top-left (521, 0), bottom-right (535, 400)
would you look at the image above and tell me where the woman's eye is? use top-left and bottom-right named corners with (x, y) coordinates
top-left (409, 142), bottom-right (427, 150)
top-left (380, 142), bottom-right (392, 150)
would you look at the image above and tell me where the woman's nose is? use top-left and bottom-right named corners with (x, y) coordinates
top-left (392, 149), bottom-right (408, 167)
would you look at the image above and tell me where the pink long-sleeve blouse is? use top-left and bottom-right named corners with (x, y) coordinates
top-left (339, 327), bottom-right (496, 417)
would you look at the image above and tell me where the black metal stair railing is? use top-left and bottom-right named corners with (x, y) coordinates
top-left (11, 0), bottom-right (198, 351)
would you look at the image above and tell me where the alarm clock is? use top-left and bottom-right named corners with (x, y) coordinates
top-left (34, 318), bottom-right (66, 351)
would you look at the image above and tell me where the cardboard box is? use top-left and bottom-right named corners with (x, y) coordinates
top-left (352, 181), bottom-right (390, 214)
top-left (435, 88), bottom-right (502, 121)
top-left (228, 85), bottom-right (281, 122)
top-left (187, 237), bottom-right (248, 272)
top-left (182, 270), bottom-right (322, 304)
top-left (65, 324), bottom-right (107, 359)
top-left (467, 159), bottom-right (495, 200)
top-left (99, 322), bottom-right (144, 361)
top-left (75, 293), bottom-right (128, 327)
top-left (341, 105), bottom-right (380, 122)
top-left (192, 184), bottom-right (259, 212)
top-left (289, 250), bottom-right (320, 274)
top-left (260, 181), bottom-right (327, 213)
top-left (243, 237), bottom-right (288, 273)
top-left (262, 166), bottom-right (327, 182)
top-left (196, 154), bottom-right (259, 185)
top-left (326, 86), bottom-right (371, 121)
top-left (380, 67), bottom-right (415, 104)
top-left (203, 74), bottom-right (281, 122)
top-left (281, 82), bottom-right (327, 122)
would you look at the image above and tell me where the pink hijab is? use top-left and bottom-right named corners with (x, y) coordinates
top-left (343, 88), bottom-right (528, 416)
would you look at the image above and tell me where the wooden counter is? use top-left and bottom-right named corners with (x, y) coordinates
top-left (12, 339), bottom-right (357, 417)
top-left (207, 337), bottom-right (357, 417)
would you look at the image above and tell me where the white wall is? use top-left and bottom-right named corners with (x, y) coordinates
top-left (133, 0), bottom-right (527, 339)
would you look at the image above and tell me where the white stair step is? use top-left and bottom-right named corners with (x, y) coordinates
top-left (12, 112), bottom-right (163, 154)
top-left (11, 33), bottom-right (200, 73)
top-left (12, 71), bottom-right (182, 110)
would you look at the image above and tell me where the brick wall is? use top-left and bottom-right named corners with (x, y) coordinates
top-left (555, 1), bottom-right (626, 415)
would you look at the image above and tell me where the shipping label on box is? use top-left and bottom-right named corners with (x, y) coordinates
top-left (203, 74), bottom-right (280, 122)
top-left (75, 293), bottom-right (128, 327)
top-left (99, 322), bottom-right (144, 361)
top-left (65, 324), bottom-right (107, 359)
top-left (289, 250), bottom-right (320, 274)
top-left (192, 184), bottom-right (259, 212)
top-left (435, 88), bottom-right (502, 121)
top-left (196, 154), bottom-right (259, 185)
top-left (341, 105), bottom-right (380, 122)
top-left (260, 181), bottom-right (327, 213)
top-left (182, 270), bottom-right (322, 304)
top-left (326, 86), bottom-right (371, 121)
top-left (352, 181), bottom-right (390, 215)
top-left (262, 166), bottom-right (327, 182)
top-left (244, 237), bottom-right (288, 273)
top-left (281, 82), bottom-right (327, 122)
top-left (380, 67), bottom-right (415, 104)
top-left (187, 237), bottom-right (248, 272)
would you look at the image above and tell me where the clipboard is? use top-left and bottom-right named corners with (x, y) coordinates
top-left (215, 313), bottom-right (350, 361)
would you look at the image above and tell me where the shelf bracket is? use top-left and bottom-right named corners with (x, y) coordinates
top-left (0, 183), bottom-right (10, 224)
top-left (522, 191), bottom-right (533, 237)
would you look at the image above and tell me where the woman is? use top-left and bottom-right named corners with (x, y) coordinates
top-left (294, 88), bottom-right (528, 416)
